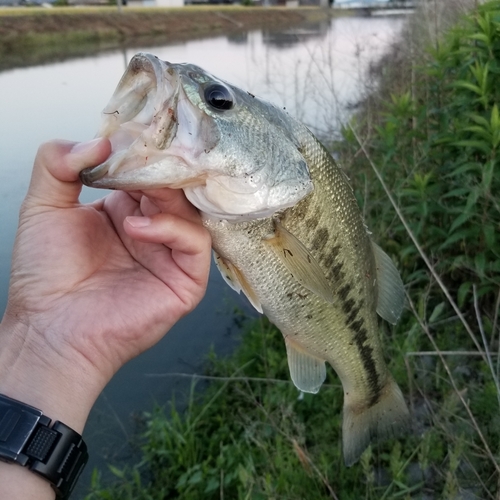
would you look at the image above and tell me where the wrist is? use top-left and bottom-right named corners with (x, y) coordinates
top-left (0, 313), bottom-right (103, 434)
top-left (0, 314), bottom-right (95, 498)
top-left (0, 393), bottom-right (90, 500)
top-left (0, 461), bottom-right (55, 500)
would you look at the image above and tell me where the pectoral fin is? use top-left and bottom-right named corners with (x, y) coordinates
top-left (213, 251), bottom-right (263, 314)
top-left (285, 337), bottom-right (326, 394)
top-left (372, 242), bottom-right (405, 324)
top-left (214, 250), bottom-right (241, 293)
top-left (264, 220), bottom-right (334, 304)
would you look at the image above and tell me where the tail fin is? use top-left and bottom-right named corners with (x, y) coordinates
top-left (342, 375), bottom-right (411, 466)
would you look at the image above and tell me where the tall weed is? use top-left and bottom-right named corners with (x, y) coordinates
top-left (339, 0), bottom-right (500, 496)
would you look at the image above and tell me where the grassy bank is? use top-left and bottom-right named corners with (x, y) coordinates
top-left (84, 1), bottom-right (500, 499)
top-left (0, 6), bottom-right (332, 71)
top-left (85, 317), bottom-right (408, 499)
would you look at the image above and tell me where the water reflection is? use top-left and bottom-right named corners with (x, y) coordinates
top-left (262, 19), bottom-right (331, 48)
top-left (0, 14), bottom-right (405, 497)
top-left (226, 32), bottom-right (249, 45)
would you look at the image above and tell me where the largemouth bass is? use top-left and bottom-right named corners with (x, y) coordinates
top-left (81, 53), bottom-right (411, 466)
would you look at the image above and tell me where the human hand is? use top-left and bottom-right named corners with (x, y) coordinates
top-left (0, 139), bottom-right (212, 433)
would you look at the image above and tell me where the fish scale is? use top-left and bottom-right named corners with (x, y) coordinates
top-left (80, 52), bottom-right (411, 466)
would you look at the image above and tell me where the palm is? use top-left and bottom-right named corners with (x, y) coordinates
top-left (9, 188), bottom-right (209, 375)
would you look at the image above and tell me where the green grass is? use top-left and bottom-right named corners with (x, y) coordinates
top-left (84, 316), bottom-right (499, 499)
top-left (84, 1), bottom-right (500, 498)
top-left (84, 317), bottom-right (425, 500)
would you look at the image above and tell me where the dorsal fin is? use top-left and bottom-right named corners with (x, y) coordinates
top-left (285, 336), bottom-right (326, 394)
top-left (264, 220), bottom-right (334, 304)
top-left (371, 242), bottom-right (405, 324)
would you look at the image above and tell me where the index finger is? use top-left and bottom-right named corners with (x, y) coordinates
top-left (140, 188), bottom-right (202, 225)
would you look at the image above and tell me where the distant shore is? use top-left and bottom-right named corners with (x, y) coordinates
top-left (0, 6), bottom-right (336, 70)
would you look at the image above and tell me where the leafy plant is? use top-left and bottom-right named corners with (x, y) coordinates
top-left (337, 0), bottom-right (500, 496)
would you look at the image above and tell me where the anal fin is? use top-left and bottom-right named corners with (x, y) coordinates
top-left (285, 336), bottom-right (326, 394)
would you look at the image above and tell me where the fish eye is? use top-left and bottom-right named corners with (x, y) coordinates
top-left (204, 84), bottom-right (234, 111)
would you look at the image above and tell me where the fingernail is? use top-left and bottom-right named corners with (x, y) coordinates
top-left (126, 216), bottom-right (152, 228)
top-left (70, 138), bottom-right (103, 155)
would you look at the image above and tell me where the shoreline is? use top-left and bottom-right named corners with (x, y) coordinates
top-left (0, 6), bottom-right (337, 71)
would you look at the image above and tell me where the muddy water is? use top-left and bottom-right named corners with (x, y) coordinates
top-left (0, 14), bottom-right (405, 496)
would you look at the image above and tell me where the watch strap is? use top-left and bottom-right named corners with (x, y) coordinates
top-left (0, 394), bottom-right (88, 499)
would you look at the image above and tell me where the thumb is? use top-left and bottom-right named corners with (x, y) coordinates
top-left (25, 138), bottom-right (111, 208)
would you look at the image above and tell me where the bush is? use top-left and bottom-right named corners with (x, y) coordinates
top-left (338, 1), bottom-right (500, 496)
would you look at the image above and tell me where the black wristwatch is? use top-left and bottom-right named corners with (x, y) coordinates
top-left (0, 393), bottom-right (88, 499)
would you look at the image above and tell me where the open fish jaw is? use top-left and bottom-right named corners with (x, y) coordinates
top-left (81, 53), bottom-right (212, 190)
top-left (80, 53), bottom-right (314, 220)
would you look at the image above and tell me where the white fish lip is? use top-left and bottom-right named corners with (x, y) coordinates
top-left (80, 52), bottom-right (180, 188)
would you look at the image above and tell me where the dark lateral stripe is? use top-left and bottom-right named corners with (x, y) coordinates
top-left (328, 230), bottom-right (382, 407)
top-left (338, 284), bottom-right (381, 407)
top-left (329, 261), bottom-right (344, 282)
top-left (323, 244), bottom-right (340, 269)
top-left (342, 298), bottom-right (356, 316)
top-left (303, 205), bottom-right (321, 231)
top-left (311, 227), bottom-right (329, 252)
top-left (338, 283), bottom-right (352, 301)
top-left (344, 299), bottom-right (364, 325)
top-left (351, 318), bottom-right (381, 406)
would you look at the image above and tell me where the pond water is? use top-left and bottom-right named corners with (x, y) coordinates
top-left (0, 13), bottom-right (405, 496)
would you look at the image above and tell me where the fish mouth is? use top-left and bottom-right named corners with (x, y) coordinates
top-left (80, 53), bottom-right (189, 190)
top-left (81, 53), bottom-right (314, 221)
